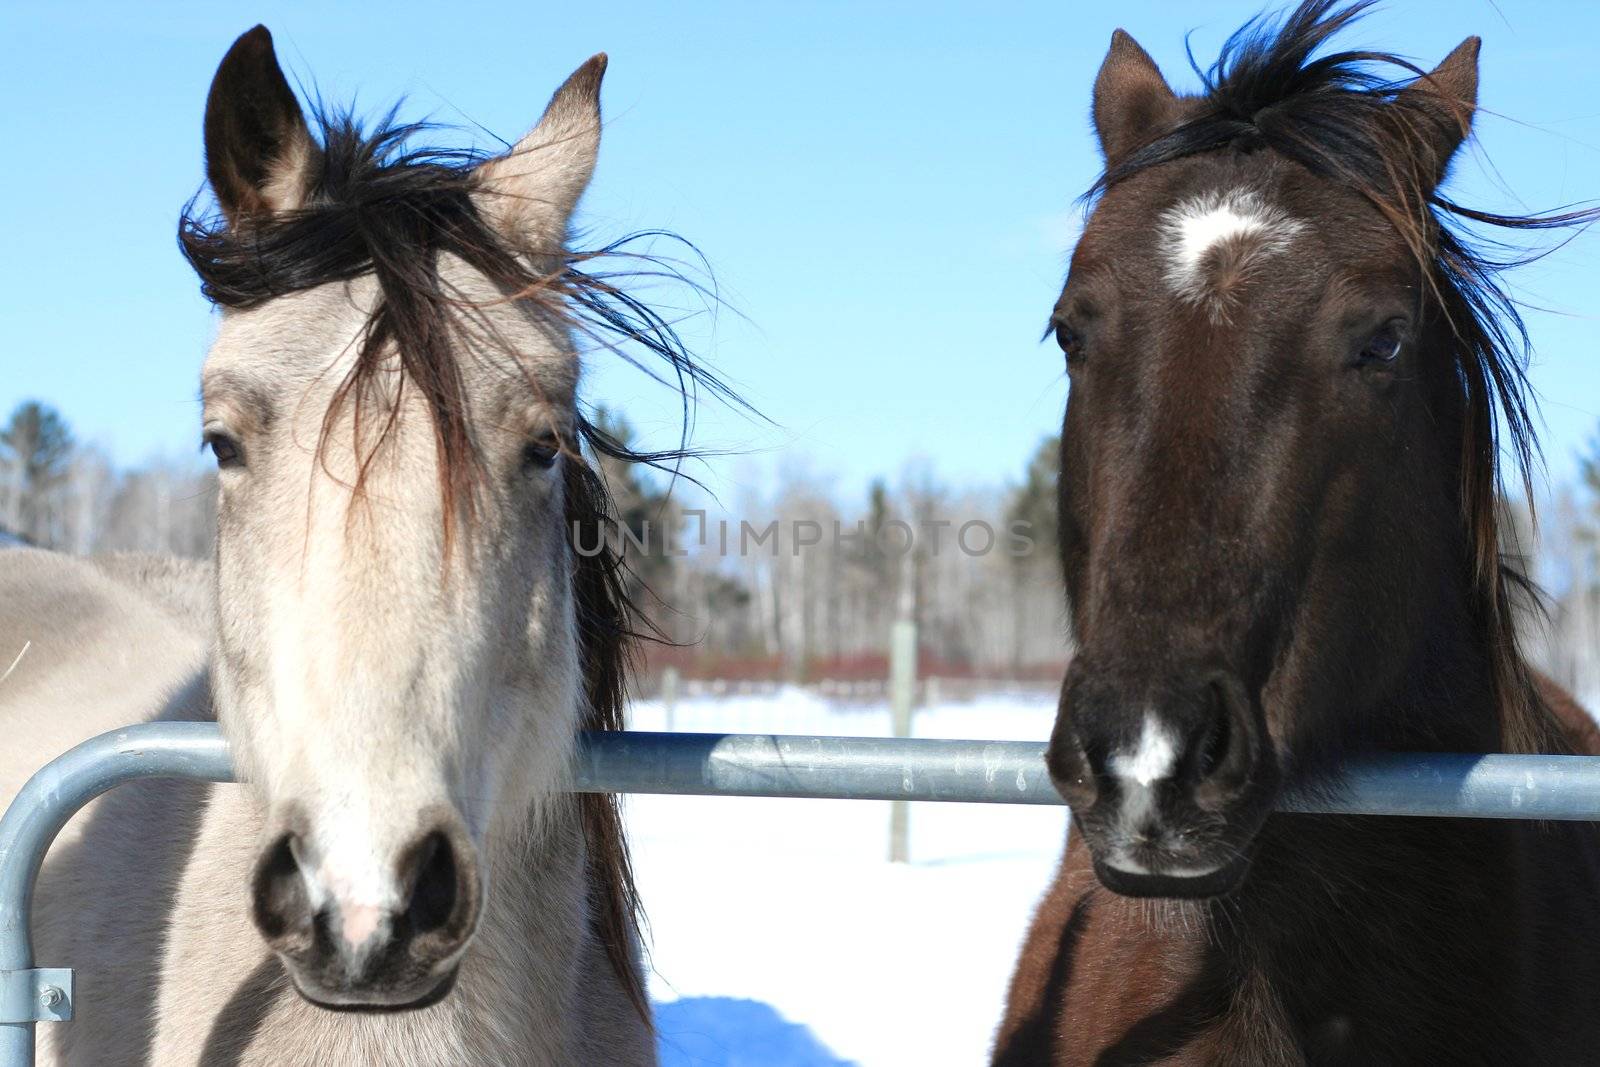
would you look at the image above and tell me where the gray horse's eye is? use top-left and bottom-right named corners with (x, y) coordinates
top-left (521, 436), bottom-right (560, 473)
top-left (204, 431), bottom-right (244, 469)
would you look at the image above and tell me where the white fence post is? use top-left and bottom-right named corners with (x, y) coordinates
top-left (888, 618), bottom-right (917, 863)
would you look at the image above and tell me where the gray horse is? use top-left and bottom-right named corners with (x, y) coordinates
top-left (0, 26), bottom-right (683, 1065)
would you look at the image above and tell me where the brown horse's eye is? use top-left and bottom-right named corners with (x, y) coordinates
top-left (521, 436), bottom-right (560, 473)
top-left (1055, 322), bottom-right (1085, 363)
top-left (204, 431), bottom-right (243, 469)
top-left (1358, 322), bottom-right (1405, 365)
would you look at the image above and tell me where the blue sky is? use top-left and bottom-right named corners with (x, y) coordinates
top-left (3, 1), bottom-right (1598, 503)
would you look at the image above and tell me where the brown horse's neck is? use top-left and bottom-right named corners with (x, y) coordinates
top-left (1382, 575), bottom-right (1502, 752)
top-left (1112, 538), bottom-right (1507, 1040)
top-left (1186, 575), bottom-right (1536, 1056)
top-left (1339, 502), bottom-right (1508, 758)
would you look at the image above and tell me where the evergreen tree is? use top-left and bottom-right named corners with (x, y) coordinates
top-left (1007, 434), bottom-right (1059, 570)
top-left (1577, 427), bottom-right (1600, 588)
top-left (1, 401), bottom-right (75, 544)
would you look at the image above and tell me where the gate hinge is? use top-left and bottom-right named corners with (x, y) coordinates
top-left (0, 968), bottom-right (73, 1023)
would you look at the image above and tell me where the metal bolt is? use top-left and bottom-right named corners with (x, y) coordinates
top-left (37, 985), bottom-right (63, 1010)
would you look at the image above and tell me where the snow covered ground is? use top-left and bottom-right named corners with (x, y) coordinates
top-left (626, 688), bottom-right (1068, 1067)
top-left (630, 686), bottom-right (1600, 1065)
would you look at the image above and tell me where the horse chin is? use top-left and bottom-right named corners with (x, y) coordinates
top-left (1091, 853), bottom-right (1251, 900)
top-left (289, 965), bottom-right (460, 1014)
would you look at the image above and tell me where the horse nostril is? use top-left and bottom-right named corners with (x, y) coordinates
top-left (404, 832), bottom-right (458, 935)
top-left (251, 831), bottom-right (311, 944)
top-left (1046, 719), bottom-right (1100, 806)
top-left (397, 823), bottom-right (480, 950)
top-left (1195, 695), bottom-right (1233, 781)
top-left (1184, 675), bottom-right (1266, 804)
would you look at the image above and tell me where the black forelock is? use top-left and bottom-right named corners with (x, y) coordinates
top-left (178, 106), bottom-right (749, 498)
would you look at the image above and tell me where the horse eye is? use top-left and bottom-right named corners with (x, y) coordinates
top-left (203, 431), bottom-right (243, 469)
top-left (521, 436), bottom-right (561, 473)
top-left (1358, 322), bottom-right (1405, 365)
top-left (1055, 322), bottom-right (1085, 363)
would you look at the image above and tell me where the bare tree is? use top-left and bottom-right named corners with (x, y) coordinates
top-left (20, 403), bottom-right (1591, 695)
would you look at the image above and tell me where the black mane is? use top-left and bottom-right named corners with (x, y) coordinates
top-left (180, 108), bottom-right (743, 498)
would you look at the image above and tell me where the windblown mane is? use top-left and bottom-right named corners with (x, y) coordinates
top-left (178, 107), bottom-right (743, 1019)
top-left (1090, 0), bottom-right (1598, 753)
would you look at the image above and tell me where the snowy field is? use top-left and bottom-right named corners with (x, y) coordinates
top-left (625, 688), bottom-right (1068, 1067)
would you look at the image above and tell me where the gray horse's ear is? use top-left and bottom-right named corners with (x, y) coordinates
top-left (204, 26), bottom-right (317, 223)
top-left (1394, 36), bottom-right (1480, 189)
top-left (477, 54), bottom-right (607, 242)
top-left (1093, 30), bottom-right (1179, 166)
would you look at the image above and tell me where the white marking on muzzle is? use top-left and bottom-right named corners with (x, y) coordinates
top-left (1110, 714), bottom-right (1177, 787)
top-left (1107, 714), bottom-right (1178, 833)
top-left (1101, 718), bottom-right (1228, 880)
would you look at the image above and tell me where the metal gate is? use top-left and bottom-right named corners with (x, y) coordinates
top-left (6, 721), bottom-right (1600, 1066)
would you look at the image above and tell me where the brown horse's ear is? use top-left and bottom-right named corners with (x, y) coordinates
top-left (1093, 30), bottom-right (1179, 166)
top-left (204, 26), bottom-right (316, 224)
top-left (1394, 36), bottom-right (1480, 189)
top-left (476, 54), bottom-right (607, 243)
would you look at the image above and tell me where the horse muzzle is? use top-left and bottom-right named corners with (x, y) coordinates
top-left (249, 808), bottom-right (483, 1010)
top-left (1047, 661), bottom-right (1280, 899)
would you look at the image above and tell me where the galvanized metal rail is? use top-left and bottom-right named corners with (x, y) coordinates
top-left (6, 721), bottom-right (1600, 1065)
top-left (572, 731), bottom-right (1600, 818)
top-left (0, 723), bottom-right (231, 1066)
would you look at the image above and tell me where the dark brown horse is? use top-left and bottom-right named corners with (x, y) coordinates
top-left (995, 3), bottom-right (1600, 1064)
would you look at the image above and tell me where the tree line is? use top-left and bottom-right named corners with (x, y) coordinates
top-left (0, 401), bottom-right (216, 557)
top-left (5, 399), bottom-right (1598, 698)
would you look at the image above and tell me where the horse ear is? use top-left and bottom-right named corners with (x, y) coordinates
top-left (1093, 30), bottom-right (1179, 166)
top-left (204, 26), bottom-right (316, 224)
top-left (476, 54), bottom-right (607, 243)
top-left (1395, 36), bottom-right (1480, 189)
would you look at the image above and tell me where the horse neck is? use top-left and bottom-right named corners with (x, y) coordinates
top-left (1343, 484), bottom-right (1508, 756)
top-left (482, 787), bottom-right (590, 945)
top-left (466, 675), bottom-right (623, 1031)
top-left (1201, 519), bottom-right (1522, 1002)
top-left (454, 789), bottom-right (597, 1049)
top-left (1378, 573), bottom-right (1504, 753)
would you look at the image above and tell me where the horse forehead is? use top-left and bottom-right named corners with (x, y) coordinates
top-left (1158, 188), bottom-right (1308, 304)
top-left (203, 273), bottom-right (580, 417)
top-left (205, 279), bottom-right (373, 380)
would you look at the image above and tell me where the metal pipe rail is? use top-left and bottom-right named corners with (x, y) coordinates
top-left (6, 723), bottom-right (1600, 1066)
top-left (573, 731), bottom-right (1600, 818)
top-left (0, 723), bottom-right (232, 1067)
